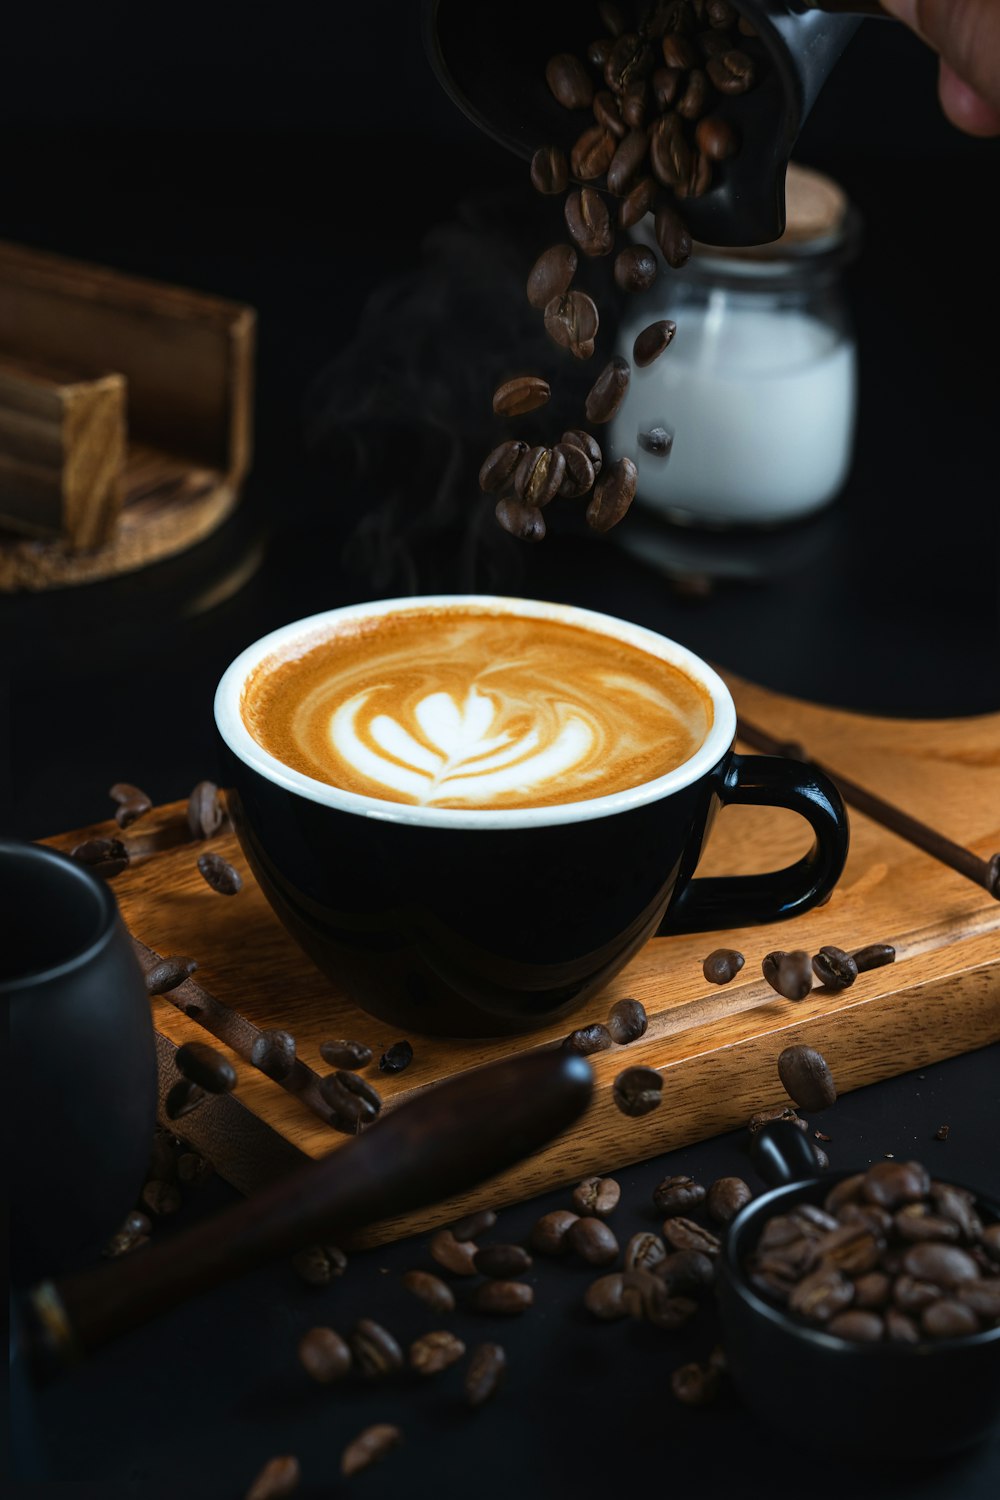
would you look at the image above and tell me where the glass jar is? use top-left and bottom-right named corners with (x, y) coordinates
top-left (609, 164), bottom-right (862, 528)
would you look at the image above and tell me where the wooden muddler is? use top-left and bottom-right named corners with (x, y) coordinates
top-left (24, 1048), bottom-right (593, 1378)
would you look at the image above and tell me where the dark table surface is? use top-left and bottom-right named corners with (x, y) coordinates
top-left (3, 4), bottom-right (1000, 1493)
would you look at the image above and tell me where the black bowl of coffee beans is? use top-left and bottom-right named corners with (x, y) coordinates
top-left (716, 1124), bottom-right (1000, 1459)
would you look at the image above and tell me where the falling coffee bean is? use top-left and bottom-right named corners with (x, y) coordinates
top-left (619, 175), bottom-right (656, 229)
top-left (562, 429), bottom-right (603, 475)
top-left (633, 319), bottom-right (677, 368)
top-left (654, 200), bottom-right (692, 268)
top-left (470, 1280), bottom-right (534, 1315)
top-left (587, 456), bottom-right (638, 532)
top-left (606, 997), bottom-right (647, 1044)
top-left (565, 188), bottom-right (614, 257)
top-left (546, 53), bottom-right (594, 111)
top-left (762, 949), bottom-right (813, 1001)
top-left (495, 497), bottom-right (546, 541)
top-left (613, 1064), bottom-right (662, 1116)
top-left (244, 1455), bottom-right (300, 1500)
top-left (570, 123), bottom-right (617, 180)
top-left (852, 942), bottom-right (896, 972)
top-left (702, 947), bottom-right (744, 985)
top-left (778, 1044), bottom-right (837, 1111)
top-left (563, 1021), bottom-right (614, 1055)
top-left (637, 426), bottom-right (674, 457)
top-left (492, 375), bottom-right (550, 417)
top-left (175, 1040), bottom-right (237, 1094)
top-left (109, 782), bottom-right (152, 828)
top-left (187, 779), bottom-right (224, 838)
top-left (593, 87), bottom-right (626, 137)
top-left (572, 1176), bottom-right (621, 1217)
top-left (513, 445), bottom-right (567, 507)
top-left (543, 289), bottom-right (600, 360)
top-left (340, 1424), bottom-right (401, 1478)
top-left (197, 852), bottom-right (242, 895)
top-left (585, 357), bottom-right (632, 430)
top-left (474, 1244), bottom-right (533, 1278)
top-left (410, 1330), bottom-right (466, 1375)
top-left (606, 129), bottom-right (650, 195)
top-left (70, 836), bottom-right (128, 879)
top-left (527, 244), bottom-right (578, 311)
top-left (812, 945), bottom-right (858, 990)
top-left (298, 1326), bottom-right (352, 1383)
top-left (530, 144), bottom-right (569, 196)
top-left (252, 1029), bottom-right (297, 1080)
top-left (554, 442), bottom-right (596, 499)
top-left (144, 955), bottom-right (198, 994)
top-left (450, 1209), bottom-right (497, 1241)
top-left (165, 1079), bottom-right (206, 1120)
top-left (479, 440), bottom-right (529, 494)
top-left (465, 1343), bottom-right (506, 1406)
top-left (379, 1040), bottom-right (413, 1074)
top-left (613, 244), bottom-right (658, 293)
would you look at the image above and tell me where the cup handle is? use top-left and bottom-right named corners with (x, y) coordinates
top-left (659, 753), bottom-right (849, 935)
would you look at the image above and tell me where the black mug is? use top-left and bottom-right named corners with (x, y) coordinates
top-left (2, 838), bottom-right (157, 1284)
top-left (215, 595), bottom-right (849, 1037)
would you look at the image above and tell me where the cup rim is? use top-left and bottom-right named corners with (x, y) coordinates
top-left (0, 839), bottom-right (118, 994)
top-left (214, 594), bottom-right (738, 830)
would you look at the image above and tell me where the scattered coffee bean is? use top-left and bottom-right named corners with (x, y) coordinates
top-left (561, 429), bottom-right (604, 474)
top-left (513, 445), bottom-right (567, 506)
top-left (625, 1231), bottom-right (667, 1274)
top-left (563, 1021), bottom-right (614, 1055)
top-left (321, 1071), bottom-right (381, 1132)
top-left (613, 1064), bottom-right (662, 1116)
top-left (619, 174), bottom-right (657, 228)
top-left (165, 1079), bottom-right (207, 1121)
top-left (465, 1342), bottom-right (506, 1406)
top-left (410, 1330), bottom-right (466, 1375)
top-left (660, 1248), bottom-right (716, 1294)
top-left (530, 144), bottom-right (569, 195)
top-left (565, 187), bottom-right (614, 257)
top-left (298, 1326), bottom-right (352, 1383)
top-left (495, 496), bottom-right (546, 541)
top-left (187, 779), bottom-right (224, 838)
top-left (777, 1044), bottom-right (837, 1112)
top-left (613, 243), bottom-right (658, 293)
top-left (474, 1244), bottom-right (533, 1278)
top-left (144, 955), bottom-right (197, 994)
top-left (606, 127), bottom-right (650, 196)
top-left (351, 1318), bottom-right (404, 1379)
top-left (637, 425), bottom-right (674, 457)
top-left (251, 1029), bottom-right (297, 1080)
top-left (585, 356), bottom-right (631, 424)
top-left (748, 1105), bottom-right (808, 1136)
top-left (340, 1424), bottom-right (401, 1478)
top-left (654, 1175), bottom-right (706, 1216)
top-left (812, 945), bottom-right (858, 990)
top-left (141, 1179), bottom-right (182, 1216)
top-left (554, 441), bottom-right (597, 498)
top-left (175, 1040), bottom-right (237, 1094)
top-left (633, 318), bottom-right (677, 368)
top-left (109, 782), bottom-right (152, 828)
top-left (430, 1229), bottom-right (479, 1276)
top-left (401, 1269), bottom-right (456, 1313)
top-left (379, 1040), bottom-right (413, 1074)
top-left (605, 997), bottom-right (647, 1044)
top-left (320, 1038), bottom-right (372, 1071)
top-left (569, 1216), bottom-right (620, 1266)
top-left (70, 836), bottom-right (129, 879)
top-left (588, 455), bottom-right (638, 532)
top-left (543, 289), bottom-right (600, 359)
top-left (546, 52), bottom-right (595, 111)
top-left (762, 949), bottom-right (813, 1000)
top-left (584, 1271), bottom-right (640, 1320)
top-left (707, 1177), bottom-right (752, 1225)
top-left (197, 851), bottom-right (242, 895)
top-left (572, 1176), bottom-right (621, 1217)
top-left (702, 947), bottom-right (744, 985)
top-left (492, 375), bottom-right (551, 417)
top-left (571, 123), bottom-right (617, 180)
top-left (527, 244), bottom-right (578, 311)
top-left (935, 1124), bottom-right (951, 1142)
top-left (852, 942), bottom-right (896, 972)
top-left (450, 1209), bottom-right (497, 1241)
top-left (244, 1454), bottom-right (300, 1500)
top-left (671, 1358), bottom-right (722, 1404)
top-left (470, 1280), bottom-right (534, 1315)
top-left (662, 1218), bottom-right (720, 1257)
top-left (594, 86), bottom-right (627, 136)
top-left (291, 1243), bottom-right (347, 1286)
top-left (530, 1209), bottom-right (579, 1255)
top-left (654, 200), bottom-right (692, 267)
top-left (479, 440), bottom-right (529, 493)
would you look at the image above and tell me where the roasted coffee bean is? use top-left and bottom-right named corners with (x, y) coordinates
top-left (854, 1271), bottom-right (893, 1308)
top-left (546, 53), bottom-right (594, 111)
top-left (625, 1231), bottom-right (667, 1274)
top-left (749, 1268), bottom-right (795, 1304)
top-left (565, 188), bottom-right (614, 257)
top-left (852, 942), bottom-right (896, 972)
top-left (470, 1280), bottom-right (534, 1315)
top-left (430, 1229), bottom-right (479, 1276)
top-left (544, 289), bottom-right (600, 360)
top-left (144, 955), bottom-right (197, 994)
top-left (654, 1175), bottom-right (706, 1216)
top-left (606, 997), bottom-right (647, 1044)
top-left (298, 1326), bottom-right (352, 1383)
top-left (341, 1425), bottom-right (401, 1478)
top-left (142, 1178), bottom-right (182, 1216)
top-left (584, 1271), bottom-right (641, 1320)
top-left (569, 1216), bottom-right (619, 1266)
top-left (527, 245), bottom-right (578, 312)
top-left (571, 124), bottom-right (617, 180)
top-left (613, 1063), bottom-right (662, 1116)
top-left (530, 144), bottom-right (569, 196)
top-left (661, 31), bottom-right (699, 68)
top-left (530, 1209), bottom-right (579, 1255)
top-left (175, 1040), bottom-right (237, 1094)
top-left (957, 1281), bottom-right (1000, 1320)
top-left (605, 32), bottom-right (654, 94)
top-left (251, 1029), bottom-right (296, 1080)
top-left (777, 1044), bottom-right (837, 1112)
top-left (812, 945), bottom-right (858, 990)
top-left (894, 1205), bottom-right (961, 1243)
top-left (706, 0), bottom-right (738, 26)
top-left (676, 67), bottom-right (710, 121)
top-left (479, 440), bottom-right (529, 494)
top-left (696, 114), bottom-right (740, 161)
top-left (789, 1265), bottom-right (854, 1323)
top-left (707, 49), bottom-right (756, 94)
top-left (812, 1224), bottom-right (882, 1275)
top-left (654, 200), bottom-right (692, 267)
top-left (321, 1071), bottom-right (380, 1131)
top-left (402, 1269), bottom-right (456, 1312)
top-left (621, 78), bottom-right (650, 128)
top-left (984, 1225), bottom-right (1000, 1262)
top-left (748, 1105), bottom-right (808, 1137)
top-left (572, 1177), bottom-right (621, 1218)
top-left (619, 174), bottom-right (657, 228)
top-left (102, 1228), bottom-right (150, 1258)
top-left (513, 445), bottom-right (567, 508)
top-left (607, 129), bottom-right (650, 196)
top-left (931, 1182), bottom-right (982, 1241)
top-left (187, 779), bottom-right (224, 838)
top-left (707, 1176), bottom-right (752, 1225)
top-left (110, 782), bottom-right (152, 828)
top-left (465, 1342), bottom-right (506, 1406)
top-left (650, 112), bottom-right (691, 189)
top-left (934, 1124), bottom-right (951, 1141)
top-left (662, 1218), bottom-right (720, 1257)
top-left (492, 375), bottom-right (550, 417)
top-left (922, 1299), bottom-right (980, 1339)
top-left (71, 836), bottom-right (129, 878)
top-left (885, 1306), bottom-right (920, 1342)
top-left (351, 1318), bottom-right (404, 1379)
top-left (197, 851), bottom-right (242, 895)
top-left (825, 1173), bottom-right (865, 1213)
top-left (554, 442), bottom-right (597, 499)
top-left (702, 947), bottom-right (744, 985)
top-left (671, 1359), bottom-right (722, 1404)
top-left (863, 1160), bottom-right (931, 1209)
top-left (645, 1289), bottom-right (700, 1331)
top-left (827, 1309), bottom-right (884, 1343)
top-left (633, 319), bottom-right (677, 367)
top-left (594, 87), bottom-right (627, 138)
top-left (563, 1021), bottom-right (614, 1055)
top-left (177, 1150), bottom-right (212, 1186)
top-left (675, 149), bottom-right (712, 200)
top-left (652, 66), bottom-right (683, 109)
top-left (614, 244), bottom-right (658, 293)
top-left (562, 429), bottom-right (603, 474)
top-left (410, 1330), bottom-right (465, 1375)
top-left (902, 1242), bottom-right (981, 1288)
top-left (319, 1038), bottom-right (372, 1071)
top-left (839, 1203), bottom-right (893, 1238)
top-left (585, 357), bottom-right (631, 424)
top-left (451, 1209), bottom-right (498, 1241)
top-left (637, 426), bottom-right (674, 457)
top-left (474, 1244), bottom-right (533, 1278)
top-left (659, 1248), bottom-right (716, 1294)
top-left (495, 496), bottom-right (546, 542)
top-left (164, 1079), bottom-right (206, 1120)
top-left (697, 26), bottom-right (733, 57)
top-left (893, 1273), bottom-right (942, 1312)
top-left (589, 36), bottom-right (615, 69)
top-left (291, 1243), bottom-right (347, 1285)
top-left (762, 949), bottom-right (813, 1001)
top-left (379, 1040), bottom-right (413, 1074)
top-left (245, 1454), bottom-right (300, 1500)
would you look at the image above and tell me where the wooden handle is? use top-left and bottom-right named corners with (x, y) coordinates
top-left (28, 1048), bottom-right (592, 1372)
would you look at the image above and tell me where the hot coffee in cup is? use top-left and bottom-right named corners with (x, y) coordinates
top-left (216, 596), bottom-right (849, 1037)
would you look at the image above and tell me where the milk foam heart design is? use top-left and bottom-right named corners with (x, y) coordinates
top-left (332, 685), bottom-right (595, 806)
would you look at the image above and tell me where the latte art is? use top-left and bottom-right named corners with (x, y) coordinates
top-left (242, 607), bottom-right (713, 810)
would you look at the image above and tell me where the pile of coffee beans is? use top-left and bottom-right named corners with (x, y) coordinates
top-left (481, 0), bottom-right (767, 541)
top-left (697, 940), bottom-right (896, 998)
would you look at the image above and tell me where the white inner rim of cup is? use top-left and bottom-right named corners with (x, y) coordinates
top-left (214, 595), bottom-right (738, 830)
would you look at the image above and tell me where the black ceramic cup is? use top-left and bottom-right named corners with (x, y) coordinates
top-left (215, 595), bottom-right (849, 1037)
top-left (2, 838), bottom-right (157, 1285)
top-left (717, 1124), bottom-right (1000, 1459)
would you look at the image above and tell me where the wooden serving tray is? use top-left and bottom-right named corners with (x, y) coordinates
top-left (45, 675), bottom-right (1000, 1246)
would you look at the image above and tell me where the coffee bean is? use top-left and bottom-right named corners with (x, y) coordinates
top-left (652, 66), bottom-right (683, 109)
top-left (671, 1359), bottom-right (722, 1404)
top-left (321, 1071), bottom-right (381, 1132)
top-left (707, 49), bottom-right (756, 94)
top-left (748, 1105), bottom-right (808, 1137)
top-left (934, 1124), bottom-right (951, 1141)
top-left (251, 1029), bottom-right (296, 1080)
top-left (931, 1182), bottom-right (982, 1241)
top-left (654, 1175), bottom-right (706, 1216)
top-left (675, 149), bottom-right (712, 200)
top-left (762, 949), bottom-right (813, 1001)
top-left (676, 68), bottom-right (710, 122)
top-left (825, 1173), bottom-right (865, 1213)
top-left (319, 1038), bottom-right (372, 1071)
top-left (618, 174), bottom-right (657, 228)
top-left (245, 1454), bottom-right (300, 1500)
top-left (530, 1209), bottom-right (579, 1255)
top-left (473, 1244), bottom-right (532, 1279)
top-left (599, 1), bottom-right (626, 36)
top-left (546, 53), bottom-right (594, 111)
top-left (175, 1040), bottom-right (237, 1094)
top-left (177, 1151), bottom-right (211, 1186)
top-left (621, 78), bottom-right (650, 129)
top-left (839, 1203), bottom-right (893, 1237)
top-left (894, 1205), bottom-right (960, 1243)
top-left (187, 780), bottom-right (224, 838)
top-left (492, 375), bottom-right (550, 417)
top-left (625, 1231), bottom-right (667, 1274)
top-left (451, 1209), bottom-right (497, 1241)
top-left (70, 836), bottom-right (128, 879)
top-left (922, 1299), bottom-right (980, 1339)
top-left (569, 1216), bottom-right (620, 1266)
top-left (571, 124), bottom-right (617, 180)
top-left (605, 32), bottom-right (654, 94)
top-left (479, 440), bottom-right (529, 494)
top-left (164, 1079), bottom-right (206, 1120)
top-left (662, 1218), bottom-right (721, 1257)
top-left (410, 1330), bottom-right (465, 1375)
top-left (606, 997), bottom-right (647, 1044)
top-left (702, 947), bottom-right (744, 985)
top-left (606, 129), bottom-right (649, 196)
top-left (351, 1318), bottom-right (403, 1379)
top-left (197, 851), bottom-right (242, 895)
top-left (593, 88), bottom-right (627, 138)
top-left (885, 1306), bottom-right (920, 1342)
top-left (144, 954), bottom-right (197, 994)
top-left (565, 187), bottom-right (614, 258)
top-left (588, 455), bottom-right (640, 533)
top-left (470, 1280), bottom-right (534, 1315)
top-left (956, 1281), bottom-right (1000, 1321)
top-left (812, 945), bottom-right (858, 990)
top-left (777, 1044), bottom-right (837, 1111)
top-left (654, 200), bottom-right (692, 268)
top-left (430, 1229), bottom-right (479, 1276)
top-left (650, 111), bottom-right (691, 190)
top-left (586, 358), bottom-right (631, 425)
top-left (291, 1243), bottom-right (347, 1285)
top-left (863, 1160), bottom-right (931, 1209)
top-left (813, 1224), bottom-right (882, 1275)
top-left (852, 942), bottom-right (896, 972)
top-left (495, 497), bottom-right (546, 542)
top-left (110, 782), bottom-right (152, 828)
top-left (614, 244), bottom-right (658, 293)
top-left (340, 1425), bottom-right (401, 1478)
top-left (584, 1271), bottom-right (641, 1320)
top-left (572, 1177), bottom-right (621, 1217)
top-left (633, 319), bottom-right (677, 367)
top-left (707, 1177), bottom-right (752, 1225)
top-left (696, 114), bottom-right (740, 161)
top-left (637, 426), bottom-right (674, 457)
top-left (379, 1040), bottom-right (413, 1074)
top-left (544, 289), bottom-right (600, 359)
top-left (513, 445), bottom-right (567, 507)
top-left (465, 1342), bottom-right (506, 1406)
top-left (141, 1178), bottom-right (182, 1216)
top-left (893, 1272), bottom-right (942, 1312)
top-left (613, 1063), bottom-right (662, 1116)
top-left (984, 1225), bottom-right (1000, 1263)
top-left (826, 1309), bottom-right (884, 1343)
top-left (788, 1265), bottom-right (854, 1322)
top-left (530, 144), bottom-right (569, 196)
top-left (562, 1021), bottom-right (614, 1055)
top-left (401, 1270), bottom-right (456, 1312)
top-left (645, 1288), bottom-right (701, 1331)
top-left (902, 1243), bottom-right (981, 1288)
top-left (561, 429), bottom-right (603, 474)
top-left (527, 244), bottom-right (578, 312)
top-left (854, 1271), bottom-right (893, 1308)
top-left (659, 1248), bottom-right (716, 1294)
top-left (554, 442), bottom-right (597, 499)
top-left (298, 1326), bottom-right (352, 1383)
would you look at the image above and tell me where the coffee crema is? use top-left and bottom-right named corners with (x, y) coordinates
top-left (242, 607), bottom-right (713, 810)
